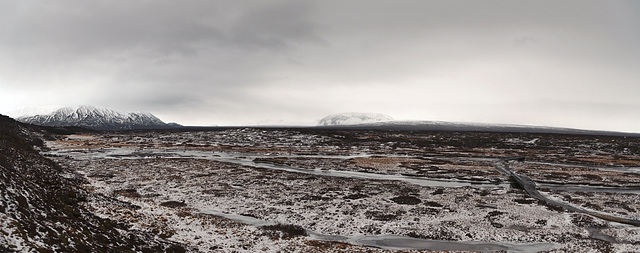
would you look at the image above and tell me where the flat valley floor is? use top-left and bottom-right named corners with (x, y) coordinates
top-left (45, 129), bottom-right (640, 252)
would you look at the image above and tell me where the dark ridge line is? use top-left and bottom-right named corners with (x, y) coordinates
top-left (494, 158), bottom-right (640, 227)
top-left (173, 122), bottom-right (640, 137)
top-left (125, 125), bottom-right (640, 140)
top-left (309, 123), bottom-right (640, 137)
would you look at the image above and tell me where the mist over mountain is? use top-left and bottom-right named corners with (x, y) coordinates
top-left (318, 112), bottom-right (394, 126)
top-left (14, 106), bottom-right (181, 130)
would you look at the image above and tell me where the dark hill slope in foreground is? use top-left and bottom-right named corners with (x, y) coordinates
top-left (0, 114), bottom-right (185, 252)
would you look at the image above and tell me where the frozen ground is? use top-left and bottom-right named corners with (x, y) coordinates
top-left (45, 129), bottom-right (640, 252)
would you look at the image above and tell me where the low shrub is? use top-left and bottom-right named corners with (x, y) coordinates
top-left (390, 195), bottom-right (421, 205)
top-left (159, 201), bottom-right (186, 208)
top-left (260, 224), bottom-right (308, 239)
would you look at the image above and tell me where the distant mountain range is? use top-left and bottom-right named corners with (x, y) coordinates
top-left (13, 105), bottom-right (181, 130)
top-left (315, 112), bottom-right (638, 136)
top-left (8, 107), bottom-right (638, 136)
top-left (317, 120), bottom-right (640, 136)
top-left (318, 112), bottom-right (394, 126)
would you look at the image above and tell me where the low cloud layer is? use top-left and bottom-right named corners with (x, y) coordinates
top-left (2, 1), bottom-right (640, 131)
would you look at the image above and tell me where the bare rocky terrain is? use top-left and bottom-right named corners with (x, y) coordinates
top-left (0, 115), bottom-right (185, 252)
top-left (38, 128), bottom-right (640, 252)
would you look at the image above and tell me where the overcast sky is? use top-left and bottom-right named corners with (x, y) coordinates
top-left (1, 1), bottom-right (640, 132)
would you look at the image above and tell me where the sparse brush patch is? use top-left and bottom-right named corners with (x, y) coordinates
top-left (113, 189), bottom-right (141, 198)
top-left (409, 227), bottom-right (461, 241)
top-left (343, 193), bottom-right (368, 200)
top-left (240, 213), bottom-right (259, 219)
top-left (159, 201), bottom-right (187, 208)
top-left (431, 188), bottom-right (445, 195)
top-left (390, 195), bottom-right (421, 205)
top-left (87, 171), bottom-right (115, 179)
top-left (423, 201), bottom-right (443, 207)
top-left (582, 202), bottom-right (603, 211)
top-left (305, 240), bottom-right (351, 249)
top-left (485, 210), bottom-right (506, 229)
top-left (260, 224), bottom-right (308, 239)
top-left (513, 198), bottom-right (535, 205)
top-left (538, 199), bottom-right (567, 212)
top-left (364, 210), bottom-right (404, 221)
top-left (406, 231), bottom-right (428, 239)
top-left (604, 201), bottom-right (636, 212)
top-left (299, 195), bottom-right (325, 201)
top-left (396, 186), bottom-right (418, 195)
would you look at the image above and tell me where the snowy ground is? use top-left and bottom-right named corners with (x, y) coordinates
top-left (45, 129), bottom-right (640, 252)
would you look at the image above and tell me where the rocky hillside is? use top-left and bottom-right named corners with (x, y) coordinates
top-left (0, 114), bottom-right (185, 252)
top-left (15, 105), bottom-right (181, 130)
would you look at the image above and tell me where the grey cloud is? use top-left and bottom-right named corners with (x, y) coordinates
top-left (2, 1), bottom-right (322, 57)
top-left (223, 1), bottom-right (324, 51)
top-left (1, 1), bottom-right (640, 131)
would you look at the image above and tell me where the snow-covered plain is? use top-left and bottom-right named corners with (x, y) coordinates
top-left (45, 129), bottom-right (640, 252)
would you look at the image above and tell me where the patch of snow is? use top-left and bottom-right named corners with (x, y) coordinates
top-left (318, 112), bottom-right (394, 126)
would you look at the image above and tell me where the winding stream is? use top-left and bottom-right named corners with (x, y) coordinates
top-left (50, 147), bottom-right (509, 188)
top-left (48, 146), bottom-right (639, 251)
top-left (52, 147), bottom-right (637, 194)
top-left (495, 160), bottom-right (640, 226)
top-left (199, 208), bottom-right (560, 252)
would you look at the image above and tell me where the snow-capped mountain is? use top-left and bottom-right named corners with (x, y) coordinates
top-left (15, 105), bottom-right (181, 130)
top-left (318, 112), bottom-right (394, 126)
top-left (315, 119), bottom-right (640, 136)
